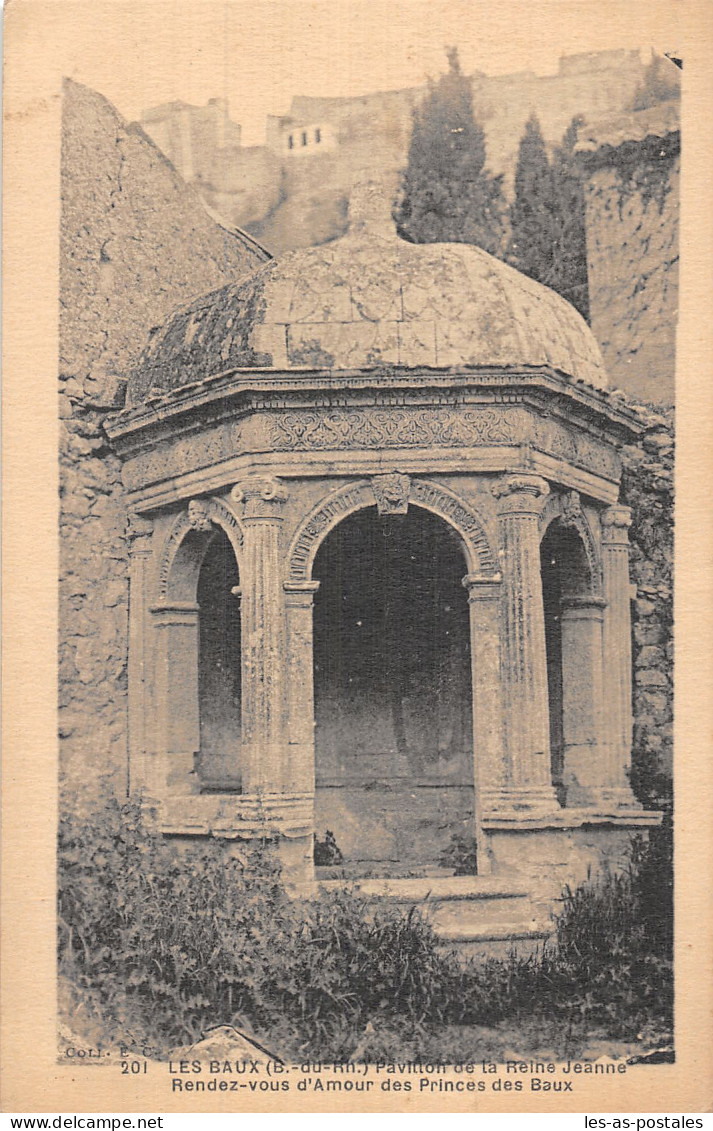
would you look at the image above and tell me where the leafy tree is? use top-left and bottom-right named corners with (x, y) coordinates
top-left (507, 114), bottom-right (589, 320)
top-left (395, 47), bottom-right (505, 254)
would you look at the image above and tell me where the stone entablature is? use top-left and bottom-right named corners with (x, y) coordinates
top-left (106, 368), bottom-right (637, 505)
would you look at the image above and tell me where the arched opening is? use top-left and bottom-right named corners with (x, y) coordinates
top-left (196, 530), bottom-right (242, 790)
top-left (541, 520), bottom-right (602, 806)
top-left (312, 505), bottom-right (473, 875)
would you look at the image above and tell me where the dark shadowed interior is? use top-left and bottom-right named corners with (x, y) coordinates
top-left (197, 531), bottom-right (242, 790)
top-left (313, 505), bottom-right (474, 873)
top-left (541, 520), bottom-right (591, 804)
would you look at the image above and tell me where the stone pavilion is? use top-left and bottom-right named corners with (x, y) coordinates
top-left (106, 183), bottom-right (659, 945)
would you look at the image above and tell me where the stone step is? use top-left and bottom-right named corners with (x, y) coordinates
top-left (436, 925), bottom-right (555, 962)
top-left (314, 874), bottom-right (531, 901)
top-left (291, 873), bottom-right (556, 959)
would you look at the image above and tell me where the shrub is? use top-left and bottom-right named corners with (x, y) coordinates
top-left (59, 787), bottom-right (672, 1059)
top-left (58, 788), bottom-right (464, 1055)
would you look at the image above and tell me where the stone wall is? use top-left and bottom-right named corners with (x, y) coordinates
top-left (619, 399), bottom-right (674, 805)
top-left (59, 79), bottom-right (268, 793)
top-left (580, 107), bottom-right (679, 406)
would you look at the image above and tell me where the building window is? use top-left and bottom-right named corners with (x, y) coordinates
top-left (301, 130), bottom-right (308, 147)
top-left (287, 134), bottom-right (294, 150)
top-left (315, 127), bottom-right (321, 144)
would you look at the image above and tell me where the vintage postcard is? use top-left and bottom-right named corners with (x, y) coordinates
top-left (2, 0), bottom-right (712, 1116)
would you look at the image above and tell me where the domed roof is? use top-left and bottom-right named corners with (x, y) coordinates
top-left (127, 183), bottom-right (606, 407)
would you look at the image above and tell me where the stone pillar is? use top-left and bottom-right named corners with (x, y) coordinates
top-left (231, 476), bottom-right (289, 792)
top-left (559, 595), bottom-right (608, 806)
top-left (284, 581), bottom-right (320, 794)
top-left (463, 574), bottom-right (506, 814)
top-left (600, 505), bottom-right (640, 808)
top-left (126, 513), bottom-right (154, 794)
top-left (492, 474), bottom-right (559, 815)
top-left (150, 601), bottom-right (201, 796)
top-left (462, 573), bottom-right (504, 872)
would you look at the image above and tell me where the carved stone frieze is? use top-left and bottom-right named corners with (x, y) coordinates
top-left (268, 406), bottom-right (525, 452)
top-left (573, 432), bottom-right (620, 482)
top-left (371, 473), bottom-right (411, 515)
top-left (121, 420), bottom-right (245, 491)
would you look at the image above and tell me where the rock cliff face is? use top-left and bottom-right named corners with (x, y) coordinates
top-left (59, 79), bottom-right (268, 792)
top-left (619, 401), bottom-right (674, 806)
top-left (579, 103), bottom-right (679, 406)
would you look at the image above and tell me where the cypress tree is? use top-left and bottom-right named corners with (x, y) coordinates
top-left (550, 115), bottom-right (589, 319)
top-left (507, 113), bottom-right (589, 320)
top-left (507, 114), bottom-right (557, 286)
top-left (395, 47), bottom-right (505, 254)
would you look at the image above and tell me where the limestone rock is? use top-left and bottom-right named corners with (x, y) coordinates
top-left (174, 1025), bottom-right (279, 1065)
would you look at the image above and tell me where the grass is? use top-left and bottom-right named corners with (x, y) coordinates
top-left (58, 786), bottom-right (673, 1062)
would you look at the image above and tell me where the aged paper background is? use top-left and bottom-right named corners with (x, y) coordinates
top-left (2, 0), bottom-right (712, 1113)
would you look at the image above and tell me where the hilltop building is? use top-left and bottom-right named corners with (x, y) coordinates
top-left (140, 50), bottom-right (651, 253)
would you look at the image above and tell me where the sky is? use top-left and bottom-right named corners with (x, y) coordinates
top-left (15, 0), bottom-right (683, 145)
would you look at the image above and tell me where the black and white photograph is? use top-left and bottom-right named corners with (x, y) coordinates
top-left (2, 0), bottom-right (711, 1116)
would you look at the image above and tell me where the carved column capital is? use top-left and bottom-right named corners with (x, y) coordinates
top-left (232, 476), bottom-right (288, 520)
top-left (462, 573), bottom-right (502, 601)
top-left (601, 505), bottom-right (632, 545)
top-left (492, 474), bottom-right (550, 516)
top-left (371, 472), bottom-right (410, 515)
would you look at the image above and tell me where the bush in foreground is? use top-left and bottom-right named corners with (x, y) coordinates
top-left (59, 788), bottom-right (672, 1060)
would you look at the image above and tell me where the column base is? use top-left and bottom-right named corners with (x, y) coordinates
top-left (242, 742), bottom-right (286, 792)
top-left (566, 786), bottom-right (642, 813)
top-left (481, 786), bottom-right (561, 818)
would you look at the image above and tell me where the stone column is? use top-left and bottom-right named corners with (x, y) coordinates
top-left (284, 581), bottom-right (321, 794)
top-left (231, 476), bottom-right (289, 793)
top-left (149, 601), bottom-right (201, 796)
top-left (126, 513), bottom-right (154, 795)
top-left (492, 474), bottom-right (559, 815)
top-left (600, 505), bottom-right (640, 808)
top-left (462, 573), bottom-right (504, 871)
top-left (462, 574), bottom-right (506, 812)
top-left (559, 595), bottom-right (608, 806)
